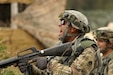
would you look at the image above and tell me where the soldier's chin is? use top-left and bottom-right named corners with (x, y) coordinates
top-left (59, 36), bottom-right (64, 41)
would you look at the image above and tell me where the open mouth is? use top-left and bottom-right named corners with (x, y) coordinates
top-left (59, 29), bottom-right (63, 36)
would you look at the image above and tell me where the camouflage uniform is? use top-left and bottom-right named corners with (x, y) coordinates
top-left (30, 10), bottom-right (99, 75)
top-left (31, 36), bottom-right (97, 75)
top-left (103, 52), bottom-right (113, 75)
top-left (48, 38), bottom-right (97, 75)
top-left (108, 58), bottom-right (113, 75)
top-left (92, 27), bottom-right (113, 75)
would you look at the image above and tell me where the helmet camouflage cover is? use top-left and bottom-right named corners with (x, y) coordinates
top-left (59, 10), bottom-right (90, 33)
top-left (93, 27), bottom-right (113, 43)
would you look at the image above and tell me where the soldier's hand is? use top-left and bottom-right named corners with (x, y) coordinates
top-left (17, 60), bottom-right (32, 73)
top-left (35, 57), bottom-right (48, 70)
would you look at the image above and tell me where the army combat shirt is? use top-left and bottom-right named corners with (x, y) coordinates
top-left (31, 36), bottom-right (98, 75)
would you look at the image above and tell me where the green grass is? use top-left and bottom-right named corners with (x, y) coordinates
top-left (0, 66), bottom-right (23, 75)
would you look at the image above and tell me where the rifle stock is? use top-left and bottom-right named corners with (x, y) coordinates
top-left (0, 42), bottom-right (72, 69)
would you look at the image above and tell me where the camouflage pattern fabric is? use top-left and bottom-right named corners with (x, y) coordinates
top-left (90, 52), bottom-right (113, 75)
top-left (30, 36), bottom-right (97, 75)
top-left (104, 52), bottom-right (113, 75)
top-left (108, 59), bottom-right (113, 75)
top-left (48, 47), bottom-right (96, 75)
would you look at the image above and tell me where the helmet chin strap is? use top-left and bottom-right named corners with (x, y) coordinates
top-left (67, 33), bottom-right (78, 37)
top-left (59, 22), bottom-right (79, 43)
top-left (101, 46), bottom-right (108, 54)
top-left (59, 23), bottom-right (69, 42)
top-left (101, 46), bottom-right (113, 54)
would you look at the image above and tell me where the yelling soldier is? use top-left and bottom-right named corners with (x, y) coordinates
top-left (17, 10), bottom-right (100, 75)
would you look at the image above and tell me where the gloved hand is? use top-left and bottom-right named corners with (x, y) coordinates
top-left (17, 57), bottom-right (48, 73)
top-left (35, 57), bottom-right (48, 70)
top-left (17, 60), bottom-right (32, 73)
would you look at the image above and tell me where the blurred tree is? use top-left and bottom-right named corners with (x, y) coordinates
top-left (66, 0), bottom-right (84, 10)
top-left (65, 0), bottom-right (113, 30)
top-left (65, 0), bottom-right (113, 10)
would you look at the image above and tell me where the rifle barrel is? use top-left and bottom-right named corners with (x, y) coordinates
top-left (0, 57), bottom-right (19, 68)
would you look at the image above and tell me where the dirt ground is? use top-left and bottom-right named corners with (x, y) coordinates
top-left (0, 27), bottom-right (45, 75)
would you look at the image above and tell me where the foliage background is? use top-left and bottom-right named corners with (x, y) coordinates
top-left (66, 0), bottom-right (113, 30)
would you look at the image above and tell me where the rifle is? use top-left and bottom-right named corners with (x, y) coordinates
top-left (0, 42), bottom-right (72, 75)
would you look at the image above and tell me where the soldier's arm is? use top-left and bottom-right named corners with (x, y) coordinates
top-left (71, 47), bottom-right (96, 75)
top-left (31, 65), bottom-right (46, 75)
top-left (108, 60), bottom-right (113, 75)
top-left (48, 56), bottom-right (72, 75)
top-left (29, 56), bottom-right (48, 75)
top-left (48, 47), bottom-right (96, 75)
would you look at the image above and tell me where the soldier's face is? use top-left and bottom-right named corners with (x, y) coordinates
top-left (58, 20), bottom-right (67, 38)
top-left (96, 39), bottom-right (107, 51)
top-left (58, 20), bottom-right (72, 37)
top-left (58, 20), bottom-right (76, 43)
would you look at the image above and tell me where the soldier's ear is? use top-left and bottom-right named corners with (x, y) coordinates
top-left (70, 27), bottom-right (77, 32)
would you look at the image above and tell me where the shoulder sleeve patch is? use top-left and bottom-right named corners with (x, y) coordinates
top-left (80, 39), bottom-right (96, 49)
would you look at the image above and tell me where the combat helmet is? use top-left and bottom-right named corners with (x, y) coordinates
top-left (59, 10), bottom-right (90, 33)
top-left (93, 27), bottom-right (113, 43)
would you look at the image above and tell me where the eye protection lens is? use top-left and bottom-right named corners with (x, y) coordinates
top-left (60, 20), bottom-right (66, 25)
top-left (96, 30), bottom-right (107, 36)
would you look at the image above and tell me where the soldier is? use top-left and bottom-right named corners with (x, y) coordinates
top-left (92, 27), bottom-right (113, 75)
top-left (18, 10), bottom-right (100, 75)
